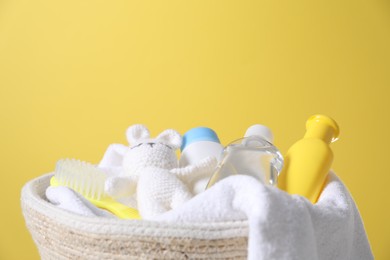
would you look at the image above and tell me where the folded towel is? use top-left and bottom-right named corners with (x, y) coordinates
top-left (154, 172), bottom-right (373, 260)
top-left (46, 186), bottom-right (114, 218)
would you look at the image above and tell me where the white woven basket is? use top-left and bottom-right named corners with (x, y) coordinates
top-left (21, 174), bottom-right (249, 259)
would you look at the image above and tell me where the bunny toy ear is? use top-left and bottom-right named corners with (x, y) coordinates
top-left (126, 124), bottom-right (150, 145)
top-left (156, 129), bottom-right (182, 150)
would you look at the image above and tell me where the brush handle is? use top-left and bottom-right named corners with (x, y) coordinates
top-left (91, 197), bottom-right (141, 219)
top-left (50, 176), bottom-right (141, 219)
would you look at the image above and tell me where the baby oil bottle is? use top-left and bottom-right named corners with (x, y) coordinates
top-left (278, 115), bottom-right (340, 203)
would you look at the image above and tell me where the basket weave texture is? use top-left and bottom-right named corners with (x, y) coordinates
top-left (21, 174), bottom-right (249, 259)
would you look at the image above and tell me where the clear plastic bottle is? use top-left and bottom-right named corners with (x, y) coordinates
top-left (207, 127), bottom-right (283, 188)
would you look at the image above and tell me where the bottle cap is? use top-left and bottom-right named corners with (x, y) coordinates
top-left (305, 115), bottom-right (340, 143)
top-left (181, 127), bottom-right (220, 151)
top-left (244, 124), bottom-right (274, 143)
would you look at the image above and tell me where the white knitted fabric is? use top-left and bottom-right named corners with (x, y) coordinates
top-left (103, 124), bottom-right (217, 219)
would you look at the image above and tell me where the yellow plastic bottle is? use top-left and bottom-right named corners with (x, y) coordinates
top-left (278, 115), bottom-right (340, 203)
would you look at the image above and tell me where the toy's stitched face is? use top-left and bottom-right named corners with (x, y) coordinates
top-left (122, 124), bottom-right (182, 174)
top-left (130, 142), bottom-right (172, 150)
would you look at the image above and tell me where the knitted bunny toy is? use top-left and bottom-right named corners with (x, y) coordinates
top-left (102, 124), bottom-right (217, 219)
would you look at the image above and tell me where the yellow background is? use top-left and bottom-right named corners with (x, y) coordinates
top-left (0, 0), bottom-right (389, 259)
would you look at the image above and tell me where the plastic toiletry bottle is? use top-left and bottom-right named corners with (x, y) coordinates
top-left (180, 127), bottom-right (224, 194)
top-left (206, 125), bottom-right (283, 188)
top-left (277, 115), bottom-right (340, 203)
top-left (244, 124), bottom-right (282, 184)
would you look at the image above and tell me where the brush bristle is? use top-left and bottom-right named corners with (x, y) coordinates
top-left (55, 159), bottom-right (107, 200)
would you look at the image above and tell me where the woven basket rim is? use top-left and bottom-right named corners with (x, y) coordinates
top-left (21, 173), bottom-right (249, 240)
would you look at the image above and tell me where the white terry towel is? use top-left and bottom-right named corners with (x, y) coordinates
top-left (46, 186), bottom-right (114, 218)
top-left (154, 172), bottom-right (373, 260)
